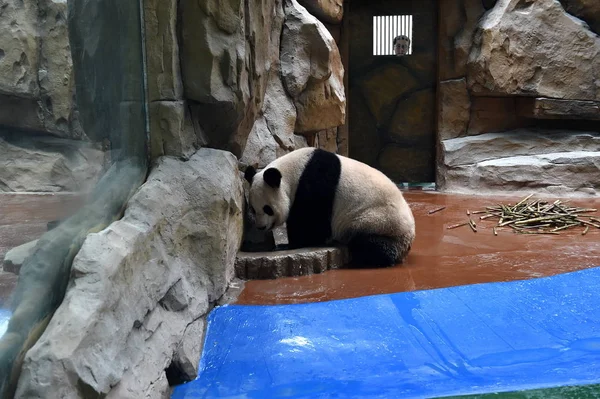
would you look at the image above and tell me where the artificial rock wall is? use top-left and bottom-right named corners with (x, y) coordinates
top-left (437, 0), bottom-right (600, 196)
top-left (0, 0), bottom-right (107, 192)
top-left (6, 0), bottom-right (347, 397)
top-left (150, 0), bottom-right (346, 166)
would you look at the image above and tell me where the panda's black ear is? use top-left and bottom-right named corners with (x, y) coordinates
top-left (264, 168), bottom-right (282, 188)
top-left (244, 166), bottom-right (256, 184)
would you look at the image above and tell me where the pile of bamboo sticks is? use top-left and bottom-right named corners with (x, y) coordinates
top-left (447, 194), bottom-right (600, 235)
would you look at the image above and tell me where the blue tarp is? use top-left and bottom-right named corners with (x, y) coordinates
top-left (174, 267), bottom-right (600, 398)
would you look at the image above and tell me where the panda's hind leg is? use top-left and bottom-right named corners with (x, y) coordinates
top-left (347, 233), bottom-right (400, 268)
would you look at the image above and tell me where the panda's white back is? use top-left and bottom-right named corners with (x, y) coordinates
top-left (331, 153), bottom-right (415, 242)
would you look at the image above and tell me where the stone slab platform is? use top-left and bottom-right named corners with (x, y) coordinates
top-left (235, 246), bottom-right (349, 280)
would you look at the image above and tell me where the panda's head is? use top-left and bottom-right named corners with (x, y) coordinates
top-left (244, 165), bottom-right (291, 231)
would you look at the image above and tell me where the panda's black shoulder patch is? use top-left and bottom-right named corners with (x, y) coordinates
top-left (286, 149), bottom-right (342, 249)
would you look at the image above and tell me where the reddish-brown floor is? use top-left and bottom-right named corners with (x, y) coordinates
top-left (0, 193), bottom-right (86, 306)
top-left (236, 191), bottom-right (600, 305)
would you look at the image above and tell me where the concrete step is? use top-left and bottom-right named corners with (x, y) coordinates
top-left (442, 129), bottom-right (600, 168)
top-left (441, 129), bottom-right (600, 196)
top-left (443, 150), bottom-right (600, 197)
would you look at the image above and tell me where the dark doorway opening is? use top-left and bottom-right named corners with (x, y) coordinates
top-left (346, 0), bottom-right (438, 184)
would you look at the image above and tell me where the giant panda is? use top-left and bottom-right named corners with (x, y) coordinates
top-left (244, 147), bottom-right (415, 267)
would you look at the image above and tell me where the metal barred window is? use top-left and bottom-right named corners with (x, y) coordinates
top-left (373, 15), bottom-right (413, 56)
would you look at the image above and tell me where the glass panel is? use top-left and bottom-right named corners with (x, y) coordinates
top-left (0, 0), bottom-right (148, 395)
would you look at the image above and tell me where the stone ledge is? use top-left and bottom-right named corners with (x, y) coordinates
top-left (517, 97), bottom-right (600, 120)
top-left (442, 129), bottom-right (600, 168)
top-left (444, 151), bottom-right (600, 197)
top-left (235, 247), bottom-right (349, 280)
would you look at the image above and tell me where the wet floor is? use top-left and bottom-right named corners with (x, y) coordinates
top-left (236, 191), bottom-right (600, 305)
top-left (0, 193), bottom-right (86, 307)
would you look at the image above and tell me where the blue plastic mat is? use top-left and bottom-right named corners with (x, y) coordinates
top-left (173, 267), bottom-right (600, 399)
top-left (0, 309), bottom-right (10, 339)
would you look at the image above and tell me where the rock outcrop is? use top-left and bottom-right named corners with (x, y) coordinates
top-left (240, 48), bottom-right (308, 169)
top-left (446, 151), bottom-right (600, 197)
top-left (14, 148), bottom-right (244, 398)
top-left (180, 0), bottom-right (284, 157)
top-left (297, 0), bottom-right (343, 24)
top-left (441, 130), bottom-right (600, 196)
top-left (2, 0), bottom-right (350, 395)
top-left (467, 0), bottom-right (600, 101)
top-left (0, 135), bottom-right (105, 193)
top-left (144, 0), bottom-right (183, 102)
top-left (438, 79), bottom-right (471, 140)
top-left (437, 0), bottom-right (600, 194)
top-left (281, 0), bottom-right (346, 134)
top-left (0, 0), bottom-right (79, 138)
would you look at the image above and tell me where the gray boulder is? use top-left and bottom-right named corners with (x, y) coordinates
top-left (14, 148), bottom-right (244, 398)
top-left (468, 0), bottom-right (600, 101)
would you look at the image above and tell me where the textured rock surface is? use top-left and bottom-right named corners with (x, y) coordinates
top-left (235, 247), bottom-right (349, 280)
top-left (453, 0), bottom-right (485, 79)
top-left (389, 88), bottom-right (435, 144)
top-left (14, 148), bottom-right (244, 398)
top-left (144, 0), bottom-right (183, 101)
top-left (149, 101), bottom-right (204, 159)
top-left (297, 0), bottom-right (343, 24)
top-left (0, 0), bottom-right (80, 138)
top-left (282, 0), bottom-right (345, 133)
top-left (0, 135), bottom-right (105, 193)
top-left (2, 240), bottom-right (39, 275)
top-left (442, 130), bottom-right (600, 167)
top-left (263, 64), bottom-right (300, 152)
top-left (442, 130), bottom-right (600, 196)
top-left (439, 0), bottom-right (488, 81)
top-left (38, 0), bottom-right (78, 137)
top-left (0, 0), bottom-right (39, 98)
top-left (240, 117), bottom-right (280, 169)
top-left (316, 128), bottom-right (338, 153)
top-left (445, 151), bottom-right (600, 197)
top-left (359, 64), bottom-right (419, 127)
top-left (144, 0), bottom-right (189, 165)
top-left (439, 79), bottom-right (471, 140)
top-left (180, 0), bottom-right (284, 157)
top-left (171, 317), bottom-right (206, 382)
top-left (467, 96), bottom-right (526, 135)
top-left (467, 0), bottom-right (600, 101)
top-left (239, 57), bottom-right (307, 168)
top-left (516, 97), bottom-right (600, 120)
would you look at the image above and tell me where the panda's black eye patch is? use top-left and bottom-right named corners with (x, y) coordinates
top-left (263, 205), bottom-right (274, 216)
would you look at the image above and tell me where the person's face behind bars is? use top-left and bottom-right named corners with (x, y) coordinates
top-left (394, 37), bottom-right (410, 56)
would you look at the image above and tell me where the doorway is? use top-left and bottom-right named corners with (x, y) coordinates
top-left (346, 0), bottom-right (438, 183)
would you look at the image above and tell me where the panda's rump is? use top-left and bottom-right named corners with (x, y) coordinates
top-left (330, 156), bottom-right (415, 265)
